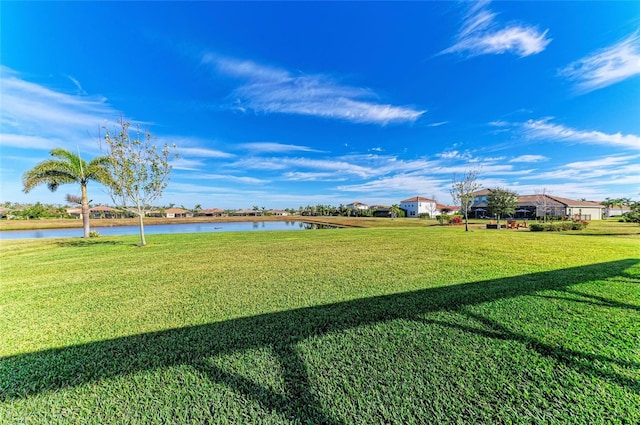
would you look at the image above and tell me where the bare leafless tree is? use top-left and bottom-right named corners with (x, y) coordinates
top-left (450, 167), bottom-right (481, 232)
top-left (102, 118), bottom-right (177, 246)
top-left (534, 188), bottom-right (550, 222)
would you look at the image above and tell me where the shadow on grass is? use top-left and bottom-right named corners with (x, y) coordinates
top-left (567, 230), bottom-right (640, 237)
top-left (538, 289), bottom-right (640, 312)
top-left (1, 259), bottom-right (638, 422)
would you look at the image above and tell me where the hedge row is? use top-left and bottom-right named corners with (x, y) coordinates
top-left (529, 221), bottom-right (588, 232)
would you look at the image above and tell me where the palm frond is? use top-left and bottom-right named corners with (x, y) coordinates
top-left (50, 148), bottom-right (87, 177)
top-left (22, 159), bottom-right (79, 193)
top-left (87, 156), bottom-right (116, 188)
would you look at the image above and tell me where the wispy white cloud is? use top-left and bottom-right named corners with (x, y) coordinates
top-left (522, 118), bottom-right (640, 149)
top-left (202, 54), bottom-right (425, 125)
top-left (282, 171), bottom-right (348, 182)
top-left (170, 157), bottom-right (206, 171)
top-left (66, 75), bottom-right (87, 95)
top-left (239, 142), bottom-right (323, 154)
top-left (0, 66), bottom-right (120, 153)
top-left (436, 150), bottom-right (472, 160)
top-left (559, 31), bottom-right (640, 93)
top-left (198, 173), bottom-right (269, 185)
top-left (0, 134), bottom-right (66, 150)
top-left (178, 146), bottom-right (235, 158)
top-left (564, 155), bottom-right (636, 169)
top-left (230, 156), bottom-right (375, 178)
top-left (336, 174), bottom-right (447, 194)
top-left (279, 157), bottom-right (374, 178)
top-left (509, 155), bottom-right (548, 163)
top-left (442, 1), bottom-right (551, 58)
top-left (520, 155), bottom-right (639, 183)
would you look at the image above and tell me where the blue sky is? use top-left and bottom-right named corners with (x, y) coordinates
top-left (1, 1), bottom-right (639, 210)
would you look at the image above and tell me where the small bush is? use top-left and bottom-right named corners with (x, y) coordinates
top-left (449, 215), bottom-right (463, 225)
top-left (89, 230), bottom-right (100, 238)
top-left (529, 223), bottom-right (544, 232)
top-left (529, 221), bottom-right (588, 232)
top-left (570, 222), bottom-right (586, 230)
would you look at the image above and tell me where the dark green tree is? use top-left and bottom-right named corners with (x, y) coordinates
top-left (486, 187), bottom-right (518, 224)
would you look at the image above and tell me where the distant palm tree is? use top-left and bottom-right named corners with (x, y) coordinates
top-left (22, 148), bottom-right (113, 238)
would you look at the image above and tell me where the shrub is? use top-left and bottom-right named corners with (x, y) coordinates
top-left (89, 230), bottom-right (100, 238)
top-left (449, 215), bottom-right (463, 225)
top-left (529, 221), bottom-right (588, 232)
top-left (529, 223), bottom-right (545, 232)
top-left (570, 222), bottom-right (586, 230)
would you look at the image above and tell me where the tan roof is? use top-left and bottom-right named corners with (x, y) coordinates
top-left (517, 194), bottom-right (604, 208)
top-left (546, 195), bottom-right (603, 208)
top-left (164, 208), bottom-right (191, 214)
top-left (200, 208), bottom-right (224, 213)
top-left (91, 205), bottom-right (118, 212)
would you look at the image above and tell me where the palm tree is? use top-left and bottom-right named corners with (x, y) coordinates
top-left (22, 148), bottom-right (113, 238)
top-left (602, 198), bottom-right (613, 217)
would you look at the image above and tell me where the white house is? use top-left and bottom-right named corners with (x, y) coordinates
top-left (400, 196), bottom-right (437, 218)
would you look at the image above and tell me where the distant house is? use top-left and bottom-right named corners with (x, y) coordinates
top-left (89, 206), bottom-right (124, 219)
top-left (232, 209), bottom-right (263, 216)
top-left (470, 189), bottom-right (604, 220)
top-left (346, 201), bottom-right (369, 211)
top-left (66, 206), bottom-right (128, 219)
top-left (162, 208), bottom-right (193, 218)
top-left (603, 204), bottom-right (631, 217)
top-left (269, 209), bottom-right (289, 216)
top-left (199, 208), bottom-right (225, 217)
top-left (370, 205), bottom-right (392, 217)
top-left (436, 204), bottom-right (460, 215)
top-left (66, 207), bottom-right (83, 219)
top-left (521, 194), bottom-right (604, 220)
top-left (400, 196), bottom-right (437, 218)
top-left (472, 189), bottom-right (493, 206)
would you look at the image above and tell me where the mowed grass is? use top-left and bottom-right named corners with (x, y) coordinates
top-left (1, 222), bottom-right (639, 424)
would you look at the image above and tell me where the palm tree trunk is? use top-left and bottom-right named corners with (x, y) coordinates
top-left (81, 184), bottom-right (90, 238)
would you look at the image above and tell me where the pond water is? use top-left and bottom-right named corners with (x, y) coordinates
top-left (0, 221), bottom-right (337, 240)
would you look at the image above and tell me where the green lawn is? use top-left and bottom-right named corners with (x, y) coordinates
top-left (1, 222), bottom-right (639, 423)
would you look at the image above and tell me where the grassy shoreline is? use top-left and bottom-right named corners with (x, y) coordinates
top-left (1, 223), bottom-right (638, 423)
top-left (1, 215), bottom-right (638, 233)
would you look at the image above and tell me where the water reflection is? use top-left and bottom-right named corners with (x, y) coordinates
top-left (302, 223), bottom-right (338, 230)
top-left (0, 221), bottom-right (338, 240)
